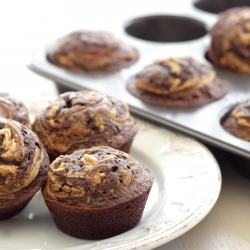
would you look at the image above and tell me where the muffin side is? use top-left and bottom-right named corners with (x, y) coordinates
top-left (0, 118), bottom-right (50, 220)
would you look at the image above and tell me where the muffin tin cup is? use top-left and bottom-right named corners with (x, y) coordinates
top-left (124, 15), bottom-right (207, 42)
top-left (29, 0), bottom-right (250, 160)
top-left (194, 0), bottom-right (250, 14)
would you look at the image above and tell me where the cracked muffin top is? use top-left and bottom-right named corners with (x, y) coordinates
top-left (43, 146), bottom-right (154, 208)
top-left (32, 90), bottom-right (139, 158)
top-left (127, 57), bottom-right (228, 107)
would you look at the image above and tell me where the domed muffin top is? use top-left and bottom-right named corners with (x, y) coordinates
top-left (32, 91), bottom-right (138, 157)
top-left (44, 146), bottom-right (153, 208)
top-left (230, 99), bottom-right (250, 129)
top-left (48, 30), bottom-right (138, 73)
top-left (135, 57), bottom-right (216, 95)
top-left (222, 99), bottom-right (250, 141)
top-left (0, 92), bottom-right (29, 125)
top-left (209, 7), bottom-right (250, 73)
top-left (0, 118), bottom-right (48, 199)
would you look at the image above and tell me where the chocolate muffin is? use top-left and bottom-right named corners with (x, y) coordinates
top-left (0, 92), bottom-right (29, 125)
top-left (208, 7), bottom-right (250, 73)
top-left (32, 90), bottom-right (139, 160)
top-left (222, 99), bottom-right (250, 141)
top-left (42, 146), bottom-right (154, 239)
top-left (0, 118), bottom-right (49, 220)
top-left (127, 57), bottom-right (228, 107)
top-left (48, 30), bottom-right (138, 73)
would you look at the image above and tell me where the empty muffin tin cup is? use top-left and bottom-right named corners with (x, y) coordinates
top-left (194, 0), bottom-right (250, 14)
top-left (124, 15), bottom-right (207, 42)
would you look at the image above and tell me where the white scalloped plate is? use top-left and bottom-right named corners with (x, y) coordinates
top-left (0, 101), bottom-right (221, 250)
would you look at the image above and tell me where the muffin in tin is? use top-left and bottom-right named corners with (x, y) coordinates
top-left (0, 92), bottom-right (29, 125)
top-left (208, 7), bottom-right (250, 73)
top-left (222, 99), bottom-right (250, 141)
top-left (0, 118), bottom-right (50, 220)
top-left (48, 30), bottom-right (138, 73)
top-left (32, 90), bottom-right (139, 160)
top-left (127, 57), bottom-right (228, 107)
top-left (42, 146), bottom-right (154, 239)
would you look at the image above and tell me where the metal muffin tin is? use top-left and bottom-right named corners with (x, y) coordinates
top-left (28, 0), bottom-right (250, 159)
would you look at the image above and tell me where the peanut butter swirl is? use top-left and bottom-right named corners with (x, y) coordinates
top-left (0, 118), bottom-right (49, 199)
top-left (0, 92), bottom-right (29, 125)
top-left (209, 7), bottom-right (250, 73)
top-left (43, 146), bottom-right (153, 208)
top-left (222, 99), bottom-right (250, 141)
top-left (32, 91), bottom-right (138, 158)
top-left (127, 56), bottom-right (228, 107)
top-left (48, 30), bottom-right (138, 73)
top-left (135, 57), bottom-right (216, 95)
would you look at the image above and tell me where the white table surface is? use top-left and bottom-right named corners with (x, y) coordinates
top-left (1, 1), bottom-right (250, 249)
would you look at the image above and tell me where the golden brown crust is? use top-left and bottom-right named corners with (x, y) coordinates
top-left (32, 91), bottom-right (139, 158)
top-left (48, 30), bottom-right (138, 73)
top-left (208, 7), bottom-right (250, 73)
top-left (127, 57), bottom-right (228, 107)
top-left (222, 99), bottom-right (250, 141)
top-left (0, 92), bottom-right (29, 125)
top-left (43, 146), bottom-right (153, 208)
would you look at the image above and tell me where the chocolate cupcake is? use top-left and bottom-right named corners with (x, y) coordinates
top-left (127, 57), bottom-right (228, 107)
top-left (42, 146), bottom-right (154, 239)
top-left (222, 99), bottom-right (250, 141)
top-left (208, 7), bottom-right (250, 73)
top-left (0, 118), bottom-right (49, 220)
top-left (48, 30), bottom-right (138, 73)
top-left (32, 90), bottom-right (139, 160)
top-left (0, 92), bottom-right (29, 125)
